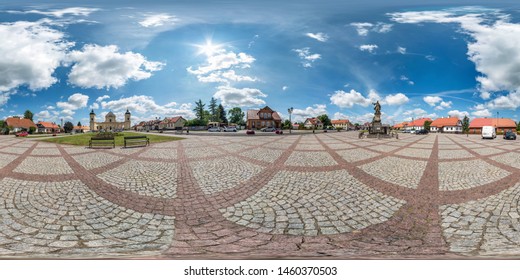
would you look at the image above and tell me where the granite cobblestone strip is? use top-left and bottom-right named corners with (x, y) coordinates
top-left (0, 177), bottom-right (175, 257)
top-left (57, 145), bottom-right (176, 216)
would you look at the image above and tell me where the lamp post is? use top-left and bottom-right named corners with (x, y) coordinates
top-left (288, 107), bottom-right (293, 134)
top-left (497, 111), bottom-right (500, 134)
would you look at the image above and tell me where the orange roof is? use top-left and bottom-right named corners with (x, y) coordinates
top-left (331, 119), bottom-right (349, 125)
top-left (393, 122), bottom-right (408, 129)
top-left (6, 117), bottom-right (36, 129)
top-left (408, 118), bottom-right (432, 126)
top-left (37, 121), bottom-right (59, 129)
top-left (305, 118), bottom-right (322, 125)
top-left (430, 117), bottom-right (460, 127)
top-left (469, 118), bottom-right (516, 128)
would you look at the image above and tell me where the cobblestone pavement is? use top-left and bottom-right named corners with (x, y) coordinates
top-left (0, 132), bottom-right (520, 259)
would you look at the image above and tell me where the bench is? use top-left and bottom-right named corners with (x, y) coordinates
top-left (124, 135), bottom-right (149, 148)
top-left (89, 136), bottom-right (115, 148)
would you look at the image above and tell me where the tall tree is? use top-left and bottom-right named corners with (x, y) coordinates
top-left (517, 121), bottom-right (520, 131)
top-left (77, 121), bottom-right (82, 127)
top-left (63, 121), bottom-right (74, 133)
top-left (23, 110), bottom-right (33, 121)
top-left (228, 107), bottom-right (245, 125)
top-left (193, 99), bottom-right (205, 120)
top-left (317, 114), bottom-right (332, 127)
top-left (424, 120), bottom-right (432, 130)
top-left (283, 119), bottom-right (292, 129)
top-left (209, 97), bottom-right (218, 122)
top-left (462, 115), bottom-right (470, 133)
top-left (217, 104), bottom-right (228, 124)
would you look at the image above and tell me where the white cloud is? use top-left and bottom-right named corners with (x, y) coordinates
top-left (8, 7), bottom-right (99, 18)
top-left (35, 110), bottom-right (52, 121)
top-left (139, 13), bottom-right (177, 28)
top-left (56, 93), bottom-right (89, 111)
top-left (359, 44), bottom-right (378, 53)
top-left (472, 108), bottom-right (492, 117)
top-left (447, 110), bottom-right (470, 119)
top-left (435, 101), bottom-right (452, 110)
top-left (282, 86), bottom-right (289, 91)
top-left (397, 46), bottom-right (407, 54)
top-left (330, 89), bottom-right (372, 108)
top-left (423, 96), bottom-right (443, 106)
top-left (90, 103), bottom-right (100, 110)
top-left (213, 86), bottom-right (267, 107)
top-left (293, 47), bottom-right (321, 67)
top-left (351, 22), bottom-right (393, 36)
top-left (384, 93), bottom-right (409, 105)
top-left (100, 95), bottom-right (196, 119)
top-left (292, 104), bottom-right (328, 122)
top-left (187, 48), bottom-right (256, 83)
top-left (400, 75), bottom-right (414, 85)
top-left (305, 32), bottom-right (329, 42)
top-left (96, 95), bottom-right (110, 103)
top-left (0, 92), bottom-right (15, 107)
top-left (333, 112), bottom-right (349, 120)
top-left (403, 108), bottom-right (427, 116)
top-left (390, 8), bottom-right (520, 110)
top-left (67, 44), bottom-right (164, 89)
top-left (0, 20), bottom-right (71, 92)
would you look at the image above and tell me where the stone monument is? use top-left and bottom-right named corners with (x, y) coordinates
top-left (367, 100), bottom-right (391, 138)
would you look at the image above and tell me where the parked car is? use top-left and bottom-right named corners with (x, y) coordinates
top-left (223, 126), bottom-right (237, 132)
top-left (409, 130), bottom-right (417, 134)
top-left (260, 127), bottom-right (276, 132)
top-left (504, 130), bottom-right (517, 140)
top-left (275, 129), bottom-right (283, 134)
top-left (482, 126), bottom-right (496, 139)
top-left (207, 127), bottom-right (221, 132)
top-left (246, 130), bottom-right (255, 135)
top-left (416, 129), bottom-right (429, 135)
top-left (16, 131), bottom-right (28, 137)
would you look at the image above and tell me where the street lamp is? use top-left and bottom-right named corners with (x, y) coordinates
top-left (288, 107), bottom-right (294, 134)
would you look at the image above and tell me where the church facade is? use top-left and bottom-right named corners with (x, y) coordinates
top-left (89, 109), bottom-right (131, 131)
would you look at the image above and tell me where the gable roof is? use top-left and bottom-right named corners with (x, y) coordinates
top-left (246, 108), bottom-right (281, 121)
top-left (6, 117), bottom-right (36, 129)
top-left (430, 117), bottom-right (460, 127)
top-left (160, 116), bottom-right (186, 124)
top-left (408, 118), bottom-right (432, 127)
top-left (331, 119), bottom-right (349, 125)
top-left (469, 118), bottom-right (516, 128)
top-left (304, 118), bottom-right (322, 125)
top-left (37, 121), bottom-right (59, 129)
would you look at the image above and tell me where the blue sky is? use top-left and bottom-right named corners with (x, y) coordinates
top-left (1, 0), bottom-right (520, 125)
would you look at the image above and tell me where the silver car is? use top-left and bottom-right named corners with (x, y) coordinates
top-left (208, 127), bottom-right (221, 132)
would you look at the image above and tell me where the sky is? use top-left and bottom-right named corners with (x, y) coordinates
top-left (1, 0), bottom-right (520, 126)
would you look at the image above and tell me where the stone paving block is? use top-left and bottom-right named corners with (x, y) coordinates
top-left (360, 156), bottom-right (427, 189)
top-left (438, 160), bottom-right (510, 191)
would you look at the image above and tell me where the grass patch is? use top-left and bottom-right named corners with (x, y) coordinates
top-left (39, 132), bottom-right (183, 146)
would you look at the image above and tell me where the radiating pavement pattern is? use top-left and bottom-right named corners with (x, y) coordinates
top-left (0, 131), bottom-right (520, 258)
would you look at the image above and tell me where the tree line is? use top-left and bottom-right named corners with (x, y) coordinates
top-left (188, 97), bottom-right (245, 127)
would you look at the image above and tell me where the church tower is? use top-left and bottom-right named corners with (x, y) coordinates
top-left (89, 109), bottom-right (96, 131)
top-left (124, 109), bottom-right (131, 130)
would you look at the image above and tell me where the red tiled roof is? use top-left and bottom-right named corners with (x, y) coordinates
top-left (161, 116), bottom-right (185, 124)
top-left (469, 118), bottom-right (516, 128)
top-left (331, 119), bottom-right (349, 125)
top-left (393, 122), bottom-right (408, 129)
top-left (305, 118), bottom-right (322, 125)
top-left (6, 117), bottom-right (36, 129)
top-left (37, 121), bottom-right (59, 129)
top-left (408, 118), bottom-right (432, 127)
top-left (430, 117), bottom-right (460, 127)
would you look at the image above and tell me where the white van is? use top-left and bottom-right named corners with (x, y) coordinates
top-left (482, 126), bottom-right (496, 139)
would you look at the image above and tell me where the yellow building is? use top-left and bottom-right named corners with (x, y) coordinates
top-left (89, 109), bottom-right (131, 131)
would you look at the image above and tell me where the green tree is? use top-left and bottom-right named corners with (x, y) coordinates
top-left (209, 97), bottom-right (218, 122)
top-left (424, 120), bottom-right (432, 130)
top-left (29, 126), bottom-right (36, 134)
top-left (193, 99), bottom-right (205, 120)
top-left (228, 107), bottom-right (245, 125)
top-left (282, 119), bottom-right (292, 129)
top-left (462, 115), bottom-right (470, 133)
top-left (517, 121), bottom-right (520, 131)
top-left (317, 114), bottom-right (332, 127)
top-left (63, 121), bottom-right (74, 133)
top-left (216, 104), bottom-right (227, 123)
top-left (77, 121), bottom-right (82, 127)
top-left (23, 110), bottom-right (33, 121)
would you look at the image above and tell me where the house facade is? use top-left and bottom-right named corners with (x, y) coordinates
top-left (304, 118), bottom-right (323, 129)
top-left (393, 122), bottom-right (408, 130)
top-left (430, 117), bottom-right (462, 133)
top-left (331, 119), bottom-right (351, 130)
top-left (469, 118), bottom-right (516, 134)
top-left (5, 117), bottom-right (36, 133)
top-left (246, 106), bottom-right (282, 129)
top-left (36, 121), bottom-right (60, 133)
top-left (90, 109), bottom-right (131, 131)
top-left (159, 116), bottom-right (186, 130)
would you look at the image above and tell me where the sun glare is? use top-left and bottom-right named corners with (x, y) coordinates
top-left (195, 39), bottom-right (223, 57)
